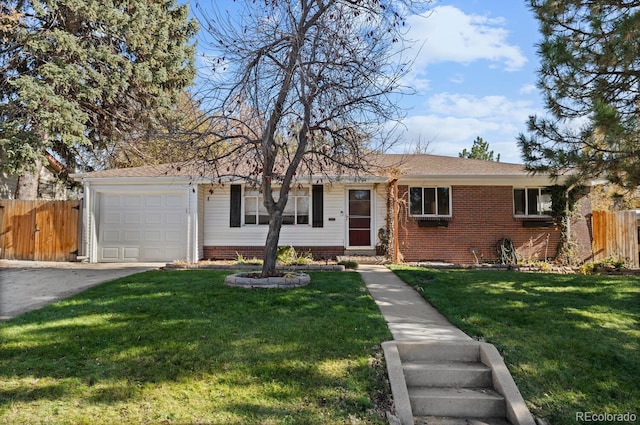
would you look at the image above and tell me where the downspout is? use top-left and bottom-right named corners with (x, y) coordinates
top-left (187, 186), bottom-right (199, 264)
top-left (82, 180), bottom-right (92, 262)
top-left (564, 183), bottom-right (577, 256)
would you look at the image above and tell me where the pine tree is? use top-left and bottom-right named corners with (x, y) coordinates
top-left (518, 1), bottom-right (640, 189)
top-left (459, 136), bottom-right (500, 161)
top-left (0, 0), bottom-right (197, 198)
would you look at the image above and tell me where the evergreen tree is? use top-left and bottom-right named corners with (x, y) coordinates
top-left (518, 1), bottom-right (640, 189)
top-left (459, 136), bottom-right (500, 161)
top-left (0, 0), bottom-right (197, 198)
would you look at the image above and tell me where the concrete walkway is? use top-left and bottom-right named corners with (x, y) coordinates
top-left (358, 264), bottom-right (471, 341)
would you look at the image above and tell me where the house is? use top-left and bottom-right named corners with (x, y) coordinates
top-left (1, 154), bottom-right (72, 200)
top-left (70, 154), bottom-right (594, 264)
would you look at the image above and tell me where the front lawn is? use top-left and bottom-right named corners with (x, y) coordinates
top-left (0, 270), bottom-right (392, 425)
top-left (390, 265), bottom-right (640, 425)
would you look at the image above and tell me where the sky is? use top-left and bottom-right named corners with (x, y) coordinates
top-left (191, 0), bottom-right (545, 164)
top-left (394, 0), bottom-right (543, 163)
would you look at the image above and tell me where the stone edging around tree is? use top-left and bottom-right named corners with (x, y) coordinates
top-left (224, 272), bottom-right (311, 289)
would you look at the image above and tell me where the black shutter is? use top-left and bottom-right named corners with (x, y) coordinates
top-left (312, 185), bottom-right (324, 228)
top-left (230, 184), bottom-right (241, 227)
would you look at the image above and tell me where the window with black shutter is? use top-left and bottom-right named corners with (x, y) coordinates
top-left (312, 185), bottom-right (323, 227)
top-left (230, 184), bottom-right (241, 227)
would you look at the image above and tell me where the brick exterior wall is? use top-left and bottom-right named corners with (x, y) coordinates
top-left (203, 246), bottom-right (345, 261)
top-left (396, 185), bottom-right (566, 264)
top-left (203, 185), bottom-right (594, 265)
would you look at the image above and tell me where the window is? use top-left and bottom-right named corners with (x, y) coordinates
top-left (283, 188), bottom-right (309, 225)
top-left (244, 187), bottom-right (310, 225)
top-left (409, 187), bottom-right (451, 216)
top-left (514, 187), bottom-right (552, 216)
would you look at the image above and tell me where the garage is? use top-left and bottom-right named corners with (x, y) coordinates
top-left (97, 192), bottom-right (188, 262)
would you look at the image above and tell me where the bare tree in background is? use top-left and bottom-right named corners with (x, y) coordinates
top-left (191, 0), bottom-right (426, 276)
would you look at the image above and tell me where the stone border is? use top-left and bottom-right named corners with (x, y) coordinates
top-left (164, 263), bottom-right (345, 272)
top-left (381, 340), bottom-right (536, 425)
top-left (479, 343), bottom-right (536, 425)
top-left (224, 272), bottom-right (311, 289)
top-left (381, 341), bottom-right (413, 425)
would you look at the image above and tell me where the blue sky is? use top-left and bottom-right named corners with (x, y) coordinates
top-left (394, 0), bottom-right (543, 163)
top-left (192, 0), bottom-right (544, 164)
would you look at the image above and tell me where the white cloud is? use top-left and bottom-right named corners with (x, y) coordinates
top-left (426, 93), bottom-right (533, 122)
top-left (394, 92), bottom-right (541, 163)
top-left (519, 83), bottom-right (537, 95)
top-left (404, 5), bottom-right (527, 86)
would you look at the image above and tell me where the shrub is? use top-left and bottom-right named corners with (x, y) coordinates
top-left (338, 260), bottom-right (359, 269)
top-left (579, 256), bottom-right (627, 275)
top-left (276, 245), bottom-right (314, 266)
top-left (519, 259), bottom-right (552, 272)
top-left (235, 253), bottom-right (263, 266)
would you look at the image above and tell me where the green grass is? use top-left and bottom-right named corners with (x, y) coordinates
top-left (0, 270), bottom-right (392, 425)
top-left (390, 265), bottom-right (640, 425)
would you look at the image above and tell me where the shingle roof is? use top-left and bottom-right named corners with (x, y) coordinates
top-left (373, 154), bottom-right (529, 176)
top-left (71, 153), bottom-right (532, 180)
top-left (71, 163), bottom-right (190, 179)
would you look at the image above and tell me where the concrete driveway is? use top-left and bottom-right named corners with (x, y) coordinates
top-left (0, 260), bottom-right (164, 321)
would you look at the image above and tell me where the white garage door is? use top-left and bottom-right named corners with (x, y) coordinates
top-left (98, 192), bottom-right (188, 262)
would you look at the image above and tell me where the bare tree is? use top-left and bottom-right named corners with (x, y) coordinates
top-left (192, 0), bottom-right (424, 276)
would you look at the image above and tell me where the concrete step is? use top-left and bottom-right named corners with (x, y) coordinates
top-left (397, 341), bottom-right (481, 362)
top-left (404, 360), bottom-right (492, 388)
top-left (414, 416), bottom-right (512, 425)
top-left (409, 387), bottom-right (506, 418)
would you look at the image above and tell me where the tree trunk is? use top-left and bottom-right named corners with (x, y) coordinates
top-left (262, 211), bottom-right (284, 277)
top-left (14, 158), bottom-right (43, 200)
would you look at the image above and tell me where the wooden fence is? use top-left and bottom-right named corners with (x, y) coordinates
top-left (0, 200), bottom-right (80, 262)
top-left (591, 210), bottom-right (639, 268)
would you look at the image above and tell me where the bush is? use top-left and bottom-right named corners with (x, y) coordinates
top-left (519, 259), bottom-right (552, 272)
top-left (235, 253), bottom-right (263, 266)
top-left (338, 260), bottom-right (359, 269)
top-left (579, 256), bottom-right (627, 275)
top-left (276, 245), bottom-right (314, 266)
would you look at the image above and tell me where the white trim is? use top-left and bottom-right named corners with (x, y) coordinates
top-left (71, 174), bottom-right (389, 186)
top-left (345, 186), bottom-right (376, 249)
top-left (74, 174), bottom-right (552, 187)
top-left (398, 174), bottom-right (563, 187)
top-left (86, 186), bottom-right (192, 263)
top-left (407, 185), bottom-right (453, 218)
top-left (188, 188), bottom-right (199, 263)
top-left (241, 185), bottom-right (312, 227)
top-left (513, 187), bottom-right (553, 217)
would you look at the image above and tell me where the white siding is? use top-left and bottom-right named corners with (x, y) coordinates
top-left (203, 183), bottom-right (349, 247)
top-left (374, 183), bottom-right (387, 246)
top-left (197, 185), bottom-right (205, 260)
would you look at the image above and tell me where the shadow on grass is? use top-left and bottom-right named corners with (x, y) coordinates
top-left (0, 270), bottom-right (391, 424)
top-left (391, 266), bottom-right (639, 425)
